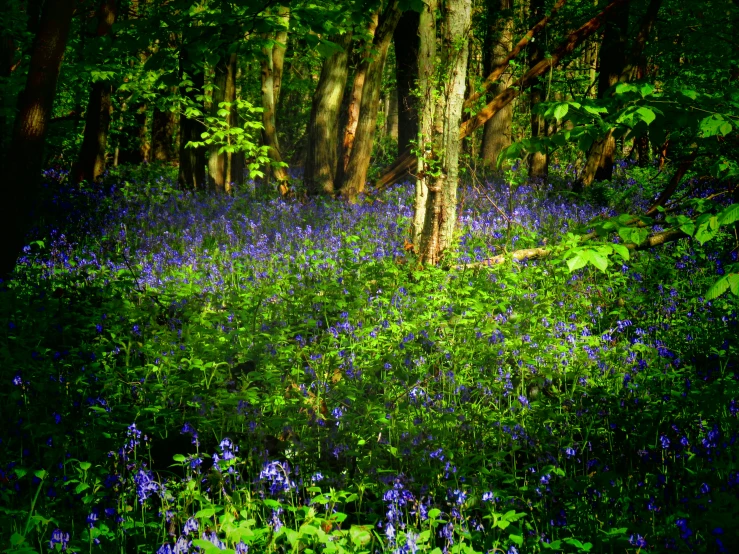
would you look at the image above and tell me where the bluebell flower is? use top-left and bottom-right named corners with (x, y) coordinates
top-left (133, 469), bottom-right (159, 504)
top-left (173, 536), bottom-right (191, 554)
top-left (182, 517), bottom-right (198, 536)
top-left (49, 529), bottom-right (70, 551)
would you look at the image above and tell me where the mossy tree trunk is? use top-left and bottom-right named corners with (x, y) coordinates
top-left (415, 0), bottom-right (472, 265)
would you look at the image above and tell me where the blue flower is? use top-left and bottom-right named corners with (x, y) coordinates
top-left (182, 517), bottom-right (199, 536)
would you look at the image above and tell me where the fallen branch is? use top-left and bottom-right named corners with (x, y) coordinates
top-left (463, 0), bottom-right (567, 110)
top-left (458, 228), bottom-right (688, 269)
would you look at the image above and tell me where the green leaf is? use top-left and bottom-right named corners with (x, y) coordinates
top-left (719, 204), bottom-right (739, 225)
top-left (509, 534), bottom-right (524, 546)
top-left (611, 244), bottom-right (629, 261)
top-left (730, 273), bottom-right (739, 296)
top-left (567, 254), bottom-right (588, 272)
top-left (587, 251), bottom-right (609, 273)
top-left (78, 462), bottom-right (91, 471)
top-left (636, 107), bottom-right (656, 125)
top-left (553, 103), bottom-right (569, 121)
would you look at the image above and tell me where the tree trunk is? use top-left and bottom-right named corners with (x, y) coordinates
top-left (152, 96), bottom-right (178, 163)
top-left (304, 33), bottom-right (352, 195)
top-left (481, 0), bottom-right (514, 171)
top-left (73, 0), bottom-right (117, 183)
top-left (261, 26), bottom-right (290, 194)
top-left (386, 87), bottom-right (399, 142)
top-left (577, 0), bottom-right (630, 188)
top-left (412, 0), bottom-right (437, 247)
top-left (415, 0), bottom-right (472, 265)
top-left (394, 10), bottom-right (420, 154)
top-left (272, 6), bottom-right (289, 107)
top-left (336, 12), bottom-right (379, 187)
top-left (528, 0), bottom-right (549, 177)
top-left (208, 53), bottom-right (237, 192)
top-left (117, 103), bottom-right (148, 165)
top-left (178, 52), bottom-right (206, 190)
top-left (0, 0), bottom-right (75, 277)
top-left (340, 3), bottom-right (402, 202)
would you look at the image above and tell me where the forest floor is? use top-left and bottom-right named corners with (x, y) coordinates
top-left (1, 162), bottom-right (737, 554)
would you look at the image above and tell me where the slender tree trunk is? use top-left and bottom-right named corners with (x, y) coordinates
top-left (386, 87), bottom-right (399, 142)
top-left (340, 3), bottom-right (402, 201)
top-left (73, 0), bottom-right (117, 183)
top-left (259, 6), bottom-right (290, 194)
top-left (336, 12), bottom-right (379, 187)
top-left (178, 51), bottom-right (206, 189)
top-left (117, 103), bottom-right (148, 164)
top-left (272, 7), bottom-right (289, 107)
top-left (576, 0), bottom-right (630, 188)
top-left (415, 0), bottom-right (472, 265)
top-left (0, 0), bottom-right (75, 277)
top-left (304, 33), bottom-right (351, 195)
top-left (208, 53), bottom-right (237, 192)
top-left (481, 0), bottom-right (514, 171)
top-left (394, 10), bottom-right (420, 154)
top-left (152, 100), bottom-right (178, 163)
top-left (528, 0), bottom-right (549, 177)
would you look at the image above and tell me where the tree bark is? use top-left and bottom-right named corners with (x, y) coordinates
top-left (340, 3), bottom-right (401, 202)
top-left (304, 33), bottom-right (351, 195)
top-left (393, 10), bottom-right (420, 154)
top-left (73, 0), bottom-right (117, 183)
top-left (415, 0), bottom-right (472, 265)
top-left (0, 0), bottom-right (75, 277)
top-left (481, 0), bottom-right (514, 171)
